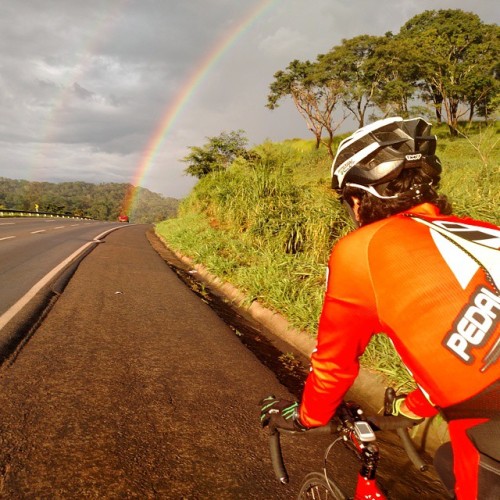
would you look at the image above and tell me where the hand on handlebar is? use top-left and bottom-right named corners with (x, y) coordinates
top-left (260, 396), bottom-right (308, 432)
top-left (386, 391), bottom-right (425, 426)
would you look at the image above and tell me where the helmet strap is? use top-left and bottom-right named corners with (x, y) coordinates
top-left (345, 183), bottom-right (400, 200)
top-left (345, 180), bottom-right (434, 202)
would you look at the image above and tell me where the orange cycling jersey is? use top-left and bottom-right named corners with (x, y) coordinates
top-left (299, 203), bottom-right (500, 427)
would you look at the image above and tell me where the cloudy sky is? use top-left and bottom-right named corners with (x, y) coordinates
top-left (0, 1), bottom-right (498, 199)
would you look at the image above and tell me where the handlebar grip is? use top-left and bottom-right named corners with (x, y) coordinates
top-left (397, 427), bottom-right (428, 472)
top-left (270, 431), bottom-right (289, 484)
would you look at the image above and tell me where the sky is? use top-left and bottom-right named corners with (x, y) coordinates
top-left (0, 0), bottom-right (498, 200)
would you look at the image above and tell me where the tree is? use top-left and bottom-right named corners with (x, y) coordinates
top-left (0, 177), bottom-right (178, 223)
top-left (399, 9), bottom-right (499, 134)
top-left (318, 35), bottom-right (384, 128)
top-left (267, 59), bottom-right (345, 157)
top-left (183, 130), bottom-right (250, 179)
top-left (368, 32), bottom-right (421, 118)
top-left (463, 23), bottom-right (500, 122)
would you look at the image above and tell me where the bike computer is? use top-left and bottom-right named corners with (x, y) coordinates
top-left (354, 421), bottom-right (376, 442)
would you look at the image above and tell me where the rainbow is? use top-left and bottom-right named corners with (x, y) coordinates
top-left (122, 0), bottom-right (278, 215)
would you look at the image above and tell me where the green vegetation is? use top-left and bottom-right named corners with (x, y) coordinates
top-left (182, 130), bottom-right (253, 179)
top-left (0, 178), bottom-right (179, 224)
top-left (156, 127), bottom-right (499, 390)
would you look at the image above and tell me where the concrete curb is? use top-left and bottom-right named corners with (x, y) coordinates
top-left (155, 232), bottom-right (450, 454)
top-left (195, 268), bottom-right (318, 358)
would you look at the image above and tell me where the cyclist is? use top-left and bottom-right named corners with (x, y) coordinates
top-left (261, 117), bottom-right (499, 499)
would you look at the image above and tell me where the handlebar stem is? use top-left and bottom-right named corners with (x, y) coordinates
top-left (360, 443), bottom-right (380, 480)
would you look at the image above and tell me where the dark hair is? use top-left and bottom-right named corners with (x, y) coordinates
top-left (342, 167), bottom-right (452, 226)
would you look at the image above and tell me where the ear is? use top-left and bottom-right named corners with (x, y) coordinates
top-left (342, 196), bottom-right (362, 227)
top-left (351, 197), bottom-right (361, 224)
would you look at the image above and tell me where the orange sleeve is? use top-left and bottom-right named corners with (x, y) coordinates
top-left (299, 231), bottom-right (381, 427)
top-left (406, 388), bottom-right (439, 417)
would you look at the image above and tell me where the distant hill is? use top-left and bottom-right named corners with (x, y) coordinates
top-left (0, 177), bottom-right (179, 224)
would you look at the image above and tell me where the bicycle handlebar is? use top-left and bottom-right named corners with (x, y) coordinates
top-left (397, 427), bottom-right (428, 472)
top-left (269, 424), bottom-right (334, 484)
top-left (270, 431), bottom-right (288, 484)
top-left (367, 414), bottom-right (428, 471)
top-left (268, 406), bottom-right (427, 484)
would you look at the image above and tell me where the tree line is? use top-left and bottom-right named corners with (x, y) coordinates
top-left (267, 9), bottom-right (499, 156)
top-left (0, 177), bottom-right (179, 224)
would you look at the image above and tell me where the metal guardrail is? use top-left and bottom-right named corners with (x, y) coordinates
top-left (0, 209), bottom-right (93, 220)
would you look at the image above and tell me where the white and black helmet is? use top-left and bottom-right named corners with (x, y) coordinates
top-left (331, 117), bottom-right (442, 199)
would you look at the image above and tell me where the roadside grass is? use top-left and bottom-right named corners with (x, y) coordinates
top-left (439, 129), bottom-right (499, 223)
top-left (156, 125), bottom-right (499, 390)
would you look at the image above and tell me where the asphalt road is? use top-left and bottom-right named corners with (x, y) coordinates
top-left (0, 224), bottom-right (448, 499)
top-left (0, 217), bottom-right (127, 318)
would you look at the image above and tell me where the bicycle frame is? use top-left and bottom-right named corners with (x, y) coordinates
top-left (353, 472), bottom-right (386, 500)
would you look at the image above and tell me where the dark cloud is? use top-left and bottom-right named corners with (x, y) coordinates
top-left (73, 83), bottom-right (95, 101)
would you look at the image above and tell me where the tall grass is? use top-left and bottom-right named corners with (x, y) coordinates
top-left (158, 142), bottom-right (351, 332)
top-left (439, 131), bottom-right (499, 223)
top-left (156, 126), bottom-right (499, 388)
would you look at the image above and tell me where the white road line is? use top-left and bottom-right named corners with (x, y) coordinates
top-left (0, 241), bottom-right (94, 331)
top-left (0, 236), bottom-right (15, 241)
top-left (0, 225), bottom-right (122, 332)
top-left (0, 222), bottom-right (15, 226)
top-left (31, 230), bottom-right (46, 234)
top-left (54, 226), bottom-right (65, 229)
